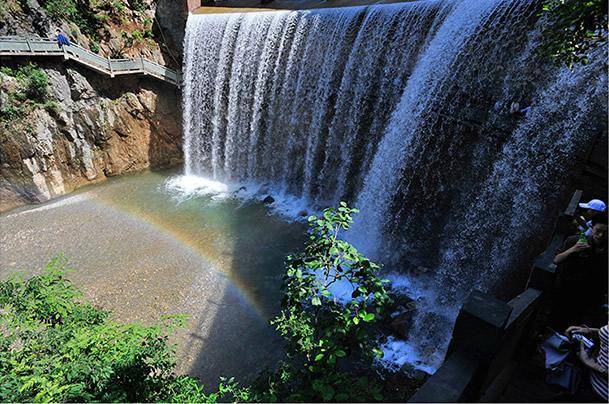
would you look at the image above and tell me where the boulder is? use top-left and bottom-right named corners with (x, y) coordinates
top-left (390, 301), bottom-right (417, 338)
top-left (66, 69), bottom-right (95, 101)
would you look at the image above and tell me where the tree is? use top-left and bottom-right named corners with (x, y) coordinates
top-left (265, 203), bottom-right (392, 402)
top-left (540, 0), bottom-right (607, 67)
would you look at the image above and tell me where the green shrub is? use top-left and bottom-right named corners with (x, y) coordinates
top-left (0, 256), bottom-right (215, 403)
top-left (15, 64), bottom-right (49, 102)
top-left (0, 103), bottom-right (22, 120)
top-left (250, 203), bottom-right (392, 402)
top-left (129, 0), bottom-right (146, 13)
top-left (90, 39), bottom-right (101, 53)
top-left (540, 0), bottom-right (607, 66)
top-left (273, 203), bottom-right (391, 371)
top-left (0, 64), bottom-right (49, 121)
top-left (40, 0), bottom-right (101, 39)
top-left (43, 100), bottom-right (60, 115)
top-left (0, 0), bottom-right (19, 18)
top-left (40, 0), bottom-right (77, 20)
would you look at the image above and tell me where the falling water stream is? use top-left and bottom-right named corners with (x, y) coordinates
top-left (182, 0), bottom-right (607, 372)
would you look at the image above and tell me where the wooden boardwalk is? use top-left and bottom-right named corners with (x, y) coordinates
top-left (0, 38), bottom-right (181, 86)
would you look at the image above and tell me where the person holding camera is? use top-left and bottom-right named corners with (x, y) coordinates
top-left (550, 214), bottom-right (608, 330)
top-left (576, 199), bottom-right (607, 237)
top-left (566, 324), bottom-right (608, 401)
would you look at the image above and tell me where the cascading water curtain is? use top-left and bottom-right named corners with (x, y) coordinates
top-left (182, 0), bottom-right (607, 371)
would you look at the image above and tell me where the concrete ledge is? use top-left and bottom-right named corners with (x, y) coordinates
top-left (410, 351), bottom-right (480, 403)
top-left (409, 290), bottom-right (543, 403)
top-left (448, 291), bottom-right (512, 361)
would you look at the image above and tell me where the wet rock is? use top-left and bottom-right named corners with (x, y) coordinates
top-left (383, 364), bottom-right (428, 399)
top-left (410, 368), bottom-right (429, 382)
top-left (390, 301), bottom-right (417, 338)
top-left (413, 265), bottom-right (432, 275)
top-left (262, 195), bottom-right (275, 205)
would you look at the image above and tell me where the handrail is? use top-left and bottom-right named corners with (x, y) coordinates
top-left (0, 38), bottom-right (181, 86)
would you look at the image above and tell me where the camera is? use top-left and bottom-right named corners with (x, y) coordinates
top-left (572, 333), bottom-right (595, 349)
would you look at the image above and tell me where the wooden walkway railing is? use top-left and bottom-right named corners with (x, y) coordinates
top-left (0, 38), bottom-right (181, 86)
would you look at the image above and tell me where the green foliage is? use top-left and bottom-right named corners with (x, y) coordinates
top-left (14, 63), bottom-right (49, 102)
top-left (540, 0), bottom-right (607, 66)
top-left (0, 256), bottom-right (216, 403)
top-left (129, 0), bottom-right (146, 13)
top-left (90, 39), bottom-right (101, 54)
top-left (40, 0), bottom-right (78, 21)
top-left (259, 202), bottom-right (392, 402)
top-left (273, 202), bottom-right (391, 370)
top-left (0, 0), bottom-right (19, 18)
top-left (0, 64), bottom-right (50, 121)
top-left (41, 0), bottom-right (104, 41)
top-left (43, 100), bottom-right (60, 116)
top-left (41, 0), bottom-right (155, 53)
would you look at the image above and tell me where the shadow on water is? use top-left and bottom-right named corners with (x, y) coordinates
top-left (182, 202), bottom-right (308, 388)
top-left (90, 172), bottom-right (309, 388)
top-left (147, 79), bottom-right (184, 172)
top-left (90, 172), bottom-right (309, 387)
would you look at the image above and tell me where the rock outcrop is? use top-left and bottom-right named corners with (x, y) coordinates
top-left (0, 0), bottom-right (184, 213)
top-left (0, 63), bottom-right (182, 213)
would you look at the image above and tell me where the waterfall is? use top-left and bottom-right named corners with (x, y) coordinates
top-left (182, 0), bottom-right (607, 372)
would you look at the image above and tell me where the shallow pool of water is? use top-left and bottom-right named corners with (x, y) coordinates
top-left (0, 169), bottom-right (308, 386)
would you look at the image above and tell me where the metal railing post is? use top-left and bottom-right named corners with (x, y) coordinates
top-left (108, 56), bottom-right (114, 77)
top-left (0, 37), bottom-right (181, 86)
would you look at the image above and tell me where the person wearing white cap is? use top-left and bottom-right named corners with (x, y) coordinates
top-left (577, 199), bottom-right (607, 236)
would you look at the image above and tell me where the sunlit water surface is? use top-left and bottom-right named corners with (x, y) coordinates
top-left (0, 169), bottom-right (308, 386)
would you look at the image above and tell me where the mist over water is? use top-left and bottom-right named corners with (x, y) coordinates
top-left (182, 0), bottom-right (607, 371)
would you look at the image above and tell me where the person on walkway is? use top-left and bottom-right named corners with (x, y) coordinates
top-left (55, 29), bottom-right (71, 48)
top-left (550, 214), bottom-right (608, 330)
top-left (566, 324), bottom-right (609, 402)
top-left (576, 199), bottom-right (606, 236)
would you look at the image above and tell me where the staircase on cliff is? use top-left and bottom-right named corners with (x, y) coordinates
top-left (0, 38), bottom-right (182, 86)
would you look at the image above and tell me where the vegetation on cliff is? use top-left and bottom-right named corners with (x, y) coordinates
top-left (0, 64), bottom-right (56, 129)
top-left (0, 0), bottom-right (168, 62)
top-left (39, 0), bottom-right (156, 55)
top-left (0, 205), bottom-right (409, 402)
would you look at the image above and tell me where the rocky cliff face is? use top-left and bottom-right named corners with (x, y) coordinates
top-left (0, 63), bottom-right (182, 212)
top-left (0, 1), bottom-right (184, 213)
